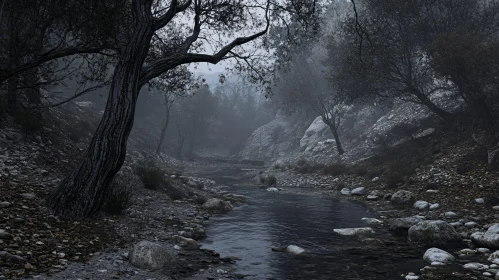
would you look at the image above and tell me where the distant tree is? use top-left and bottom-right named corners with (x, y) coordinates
top-left (330, 0), bottom-right (455, 120)
top-left (277, 50), bottom-right (345, 155)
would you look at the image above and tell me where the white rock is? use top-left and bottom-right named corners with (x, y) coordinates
top-left (484, 272), bottom-right (492, 277)
top-left (361, 217), bottom-right (383, 225)
top-left (371, 177), bottom-right (380, 183)
top-left (408, 220), bottom-right (462, 247)
top-left (423, 248), bottom-right (455, 264)
top-left (444, 212), bottom-right (457, 218)
top-left (463, 262), bottom-right (489, 270)
top-left (478, 248), bottom-right (490, 253)
top-left (129, 241), bottom-right (175, 270)
top-left (340, 188), bottom-right (351, 196)
top-left (351, 187), bottom-right (367, 196)
top-left (431, 261), bottom-right (445, 266)
top-left (391, 190), bottom-right (415, 206)
top-left (286, 245), bottom-right (306, 255)
top-left (475, 198), bottom-right (485, 204)
top-left (201, 198), bottom-right (233, 213)
top-left (366, 195), bottom-right (379, 200)
top-left (266, 187), bottom-right (279, 192)
top-left (456, 249), bottom-right (476, 255)
top-left (429, 203), bottom-right (440, 210)
top-left (414, 201), bottom-right (429, 211)
top-left (471, 224), bottom-right (499, 249)
top-left (426, 190), bottom-right (439, 193)
top-left (333, 227), bottom-right (374, 236)
top-left (488, 251), bottom-right (499, 262)
top-left (493, 206), bottom-right (499, 211)
top-left (465, 222), bottom-right (478, 228)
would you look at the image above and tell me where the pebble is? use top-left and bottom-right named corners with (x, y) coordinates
top-left (0, 229), bottom-right (12, 239)
top-left (463, 263), bottom-right (489, 270)
top-left (465, 222), bottom-right (478, 228)
top-left (444, 212), bottom-right (457, 218)
top-left (20, 193), bottom-right (36, 200)
top-left (0, 201), bottom-right (11, 208)
top-left (475, 198), bottom-right (485, 204)
top-left (429, 203), bottom-right (440, 210)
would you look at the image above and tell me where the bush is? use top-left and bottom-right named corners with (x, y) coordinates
top-left (104, 180), bottom-right (133, 215)
top-left (165, 184), bottom-right (189, 200)
top-left (265, 175), bottom-right (277, 186)
top-left (323, 163), bottom-right (348, 176)
top-left (135, 160), bottom-right (166, 190)
top-left (367, 168), bottom-right (385, 179)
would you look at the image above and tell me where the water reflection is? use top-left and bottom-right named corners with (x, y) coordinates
top-left (202, 186), bottom-right (424, 280)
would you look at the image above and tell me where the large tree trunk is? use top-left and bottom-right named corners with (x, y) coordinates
top-left (45, 19), bottom-right (153, 217)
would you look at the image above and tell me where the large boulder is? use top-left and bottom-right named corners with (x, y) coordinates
top-left (202, 198), bottom-right (233, 213)
top-left (391, 190), bottom-right (416, 207)
top-left (129, 241), bottom-right (175, 270)
top-left (423, 248), bottom-right (455, 264)
top-left (408, 220), bottom-right (462, 248)
top-left (471, 223), bottom-right (499, 249)
top-left (286, 245), bottom-right (306, 255)
top-left (389, 216), bottom-right (423, 235)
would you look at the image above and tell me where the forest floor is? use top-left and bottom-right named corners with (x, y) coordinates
top-left (0, 107), bottom-right (251, 280)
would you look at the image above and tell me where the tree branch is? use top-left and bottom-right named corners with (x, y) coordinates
top-left (139, 2), bottom-right (271, 86)
top-left (0, 47), bottom-right (112, 85)
top-left (153, 0), bottom-right (192, 30)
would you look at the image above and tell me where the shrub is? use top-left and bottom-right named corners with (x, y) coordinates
top-left (323, 163), bottom-right (348, 176)
top-left (104, 180), bottom-right (133, 215)
top-left (367, 168), bottom-right (385, 179)
top-left (135, 160), bottom-right (166, 190)
top-left (265, 175), bottom-right (277, 186)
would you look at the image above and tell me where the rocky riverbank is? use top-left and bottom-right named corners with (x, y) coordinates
top-left (254, 144), bottom-right (499, 279)
top-left (0, 124), bottom-right (251, 280)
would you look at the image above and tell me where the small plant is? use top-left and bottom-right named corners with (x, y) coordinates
top-left (265, 175), bottom-right (277, 186)
top-left (135, 160), bottom-right (166, 190)
top-left (104, 180), bottom-right (133, 215)
top-left (323, 163), bottom-right (348, 176)
top-left (353, 165), bottom-right (368, 176)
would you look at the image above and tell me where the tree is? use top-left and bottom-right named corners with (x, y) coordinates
top-left (44, 0), bottom-right (321, 217)
top-left (331, 0), bottom-right (455, 120)
top-left (277, 50), bottom-right (345, 155)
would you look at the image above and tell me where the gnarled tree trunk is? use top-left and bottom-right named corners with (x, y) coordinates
top-left (324, 121), bottom-right (344, 155)
top-left (45, 18), bottom-right (154, 217)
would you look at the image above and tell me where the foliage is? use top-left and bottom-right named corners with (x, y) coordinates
top-left (135, 160), bottom-right (166, 191)
top-left (104, 180), bottom-right (133, 215)
top-left (265, 175), bottom-right (277, 186)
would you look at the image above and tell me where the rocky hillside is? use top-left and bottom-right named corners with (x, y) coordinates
top-left (239, 91), bottom-right (463, 165)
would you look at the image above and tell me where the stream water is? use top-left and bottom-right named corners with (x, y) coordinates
top-left (200, 183), bottom-right (425, 280)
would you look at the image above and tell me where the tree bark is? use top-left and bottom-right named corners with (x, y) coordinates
top-left (324, 120), bottom-right (345, 155)
top-left (155, 95), bottom-right (171, 155)
top-left (407, 86), bottom-right (454, 120)
top-left (45, 17), bottom-right (154, 217)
